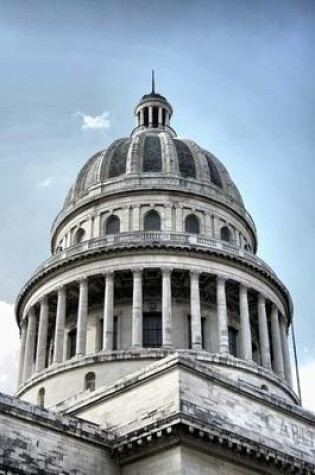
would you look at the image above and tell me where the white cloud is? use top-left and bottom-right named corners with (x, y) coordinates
top-left (77, 111), bottom-right (111, 130)
top-left (37, 176), bottom-right (52, 188)
top-left (0, 301), bottom-right (19, 395)
top-left (300, 360), bottom-right (315, 413)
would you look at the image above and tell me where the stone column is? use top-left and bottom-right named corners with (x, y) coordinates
top-left (18, 321), bottom-right (27, 386)
top-left (165, 111), bottom-right (170, 126)
top-left (158, 107), bottom-right (163, 126)
top-left (162, 268), bottom-right (173, 347)
top-left (205, 214), bottom-right (212, 236)
top-left (140, 108), bottom-right (144, 126)
top-left (258, 295), bottom-right (271, 369)
top-left (89, 214), bottom-right (95, 240)
top-left (190, 271), bottom-right (202, 349)
top-left (175, 206), bottom-right (183, 232)
top-left (132, 269), bottom-right (143, 348)
top-left (35, 296), bottom-right (49, 372)
top-left (213, 216), bottom-right (220, 240)
top-left (149, 106), bottom-right (153, 126)
top-left (132, 205), bottom-right (140, 231)
top-left (235, 231), bottom-right (241, 247)
top-left (53, 286), bottom-right (66, 363)
top-left (239, 285), bottom-right (252, 361)
top-left (76, 277), bottom-right (89, 356)
top-left (271, 305), bottom-right (285, 378)
top-left (103, 272), bottom-right (114, 350)
top-left (217, 276), bottom-right (229, 354)
top-left (279, 316), bottom-right (292, 385)
top-left (23, 308), bottom-right (37, 381)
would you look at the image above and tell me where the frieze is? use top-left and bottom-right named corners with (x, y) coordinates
top-left (262, 413), bottom-right (315, 449)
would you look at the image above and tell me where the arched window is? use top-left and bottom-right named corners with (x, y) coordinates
top-left (37, 387), bottom-right (45, 408)
top-left (220, 226), bottom-right (232, 243)
top-left (185, 214), bottom-right (200, 234)
top-left (73, 228), bottom-right (86, 245)
top-left (85, 372), bottom-right (96, 391)
top-left (106, 215), bottom-right (120, 235)
top-left (144, 210), bottom-right (161, 231)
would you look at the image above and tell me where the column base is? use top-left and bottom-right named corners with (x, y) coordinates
top-left (192, 344), bottom-right (203, 350)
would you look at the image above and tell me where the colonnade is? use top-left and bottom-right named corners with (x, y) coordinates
top-left (18, 269), bottom-right (292, 388)
top-left (138, 106), bottom-right (170, 128)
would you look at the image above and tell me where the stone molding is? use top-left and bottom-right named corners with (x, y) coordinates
top-left (16, 234), bottom-right (292, 325)
top-left (0, 392), bottom-right (112, 447)
top-left (114, 416), bottom-right (315, 473)
top-left (16, 351), bottom-right (299, 412)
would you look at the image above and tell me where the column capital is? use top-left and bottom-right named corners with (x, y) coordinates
top-left (162, 267), bottom-right (172, 276)
top-left (77, 276), bottom-right (88, 286)
top-left (239, 283), bottom-right (248, 293)
top-left (271, 303), bottom-right (278, 314)
top-left (39, 295), bottom-right (48, 306)
top-left (56, 285), bottom-right (66, 294)
top-left (28, 307), bottom-right (36, 319)
top-left (103, 270), bottom-right (114, 280)
top-left (190, 270), bottom-right (200, 279)
top-left (132, 268), bottom-right (143, 277)
top-left (216, 274), bottom-right (227, 285)
top-left (279, 312), bottom-right (287, 326)
top-left (258, 293), bottom-right (266, 304)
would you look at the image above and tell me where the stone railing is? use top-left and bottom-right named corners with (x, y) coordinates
top-left (34, 232), bottom-right (274, 276)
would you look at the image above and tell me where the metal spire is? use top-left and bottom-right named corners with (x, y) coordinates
top-left (151, 70), bottom-right (155, 94)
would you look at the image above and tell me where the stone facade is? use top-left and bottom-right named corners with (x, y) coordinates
top-left (0, 393), bottom-right (116, 474)
top-left (1, 86), bottom-right (314, 473)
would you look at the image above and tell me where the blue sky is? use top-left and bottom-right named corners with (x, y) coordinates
top-left (0, 0), bottom-right (314, 403)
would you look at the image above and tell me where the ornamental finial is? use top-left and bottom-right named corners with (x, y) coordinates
top-left (151, 69), bottom-right (155, 94)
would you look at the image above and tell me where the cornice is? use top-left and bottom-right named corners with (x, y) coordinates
top-left (15, 238), bottom-right (292, 326)
top-left (114, 416), bottom-right (315, 473)
top-left (55, 353), bottom-right (301, 418)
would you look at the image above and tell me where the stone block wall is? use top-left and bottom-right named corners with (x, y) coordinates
top-left (0, 393), bottom-right (117, 474)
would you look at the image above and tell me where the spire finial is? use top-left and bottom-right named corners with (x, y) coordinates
top-left (151, 69), bottom-right (155, 94)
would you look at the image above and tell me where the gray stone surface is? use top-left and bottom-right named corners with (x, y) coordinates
top-left (0, 392), bottom-right (117, 474)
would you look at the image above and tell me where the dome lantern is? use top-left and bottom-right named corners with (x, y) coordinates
top-left (132, 71), bottom-right (176, 137)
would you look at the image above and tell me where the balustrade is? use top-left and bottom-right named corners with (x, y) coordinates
top-left (33, 232), bottom-right (274, 279)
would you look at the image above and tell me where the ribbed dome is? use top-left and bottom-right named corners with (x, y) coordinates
top-left (63, 131), bottom-right (244, 210)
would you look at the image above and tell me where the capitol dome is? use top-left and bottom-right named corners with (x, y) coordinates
top-left (63, 134), bottom-right (244, 211)
top-left (15, 82), bottom-right (295, 415)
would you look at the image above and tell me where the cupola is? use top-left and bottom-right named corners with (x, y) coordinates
top-left (132, 71), bottom-right (176, 137)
